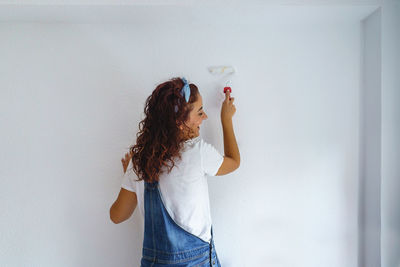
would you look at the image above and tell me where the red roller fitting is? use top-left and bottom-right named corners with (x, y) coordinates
top-left (224, 87), bottom-right (232, 93)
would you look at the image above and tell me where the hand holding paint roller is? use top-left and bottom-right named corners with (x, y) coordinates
top-left (207, 66), bottom-right (236, 121)
top-left (221, 88), bottom-right (236, 122)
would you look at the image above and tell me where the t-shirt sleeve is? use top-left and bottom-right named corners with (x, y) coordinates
top-left (121, 161), bottom-right (137, 192)
top-left (200, 139), bottom-right (224, 176)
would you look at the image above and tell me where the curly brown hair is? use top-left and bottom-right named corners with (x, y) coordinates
top-left (129, 77), bottom-right (200, 183)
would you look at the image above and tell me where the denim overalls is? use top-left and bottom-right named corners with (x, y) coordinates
top-left (141, 181), bottom-right (221, 267)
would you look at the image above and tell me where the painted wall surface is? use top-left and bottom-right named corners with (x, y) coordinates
top-left (360, 8), bottom-right (381, 267)
top-left (0, 7), bottom-right (363, 267)
top-left (381, 1), bottom-right (400, 267)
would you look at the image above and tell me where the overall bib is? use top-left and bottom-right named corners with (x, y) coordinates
top-left (141, 181), bottom-right (221, 267)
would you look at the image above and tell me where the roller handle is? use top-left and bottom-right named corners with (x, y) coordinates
top-left (224, 86), bottom-right (232, 100)
top-left (223, 87), bottom-right (232, 93)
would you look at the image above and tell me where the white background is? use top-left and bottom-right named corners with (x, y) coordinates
top-left (0, 1), bottom-right (398, 267)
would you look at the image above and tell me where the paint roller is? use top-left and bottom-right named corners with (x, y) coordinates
top-left (208, 66), bottom-right (236, 97)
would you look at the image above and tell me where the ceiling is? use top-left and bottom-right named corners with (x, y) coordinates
top-left (0, 0), bottom-right (381, 23)
top-left (0, 0), bottom-right (382, 5)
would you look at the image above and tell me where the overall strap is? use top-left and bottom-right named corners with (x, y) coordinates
top-left (144, 180), bottom-right (159, 190)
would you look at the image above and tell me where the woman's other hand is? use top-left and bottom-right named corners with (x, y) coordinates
top-left (121, 151), bottom-right (132, 174)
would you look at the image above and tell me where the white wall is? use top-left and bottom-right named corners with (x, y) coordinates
top-left (381, 1), bottom-right (400, 267)
top-left (360, 7), bottom-right (381, 267)
top-left (0, 5), bottom-right (372, 267)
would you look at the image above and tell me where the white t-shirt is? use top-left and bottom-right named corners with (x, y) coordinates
top-left (121, 136), bottom-right (224, 243)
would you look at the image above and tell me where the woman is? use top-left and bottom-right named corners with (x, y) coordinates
top-left (110, 77), bottom-right (240, 266)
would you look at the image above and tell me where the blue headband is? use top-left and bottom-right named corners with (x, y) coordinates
top-left (180, 77), bottom-right (191, 102)
top-left (174, 77), bottom-right (191, 113)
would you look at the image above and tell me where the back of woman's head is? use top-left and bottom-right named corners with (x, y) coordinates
top-left (129, 77), bottom-right (199, 183)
